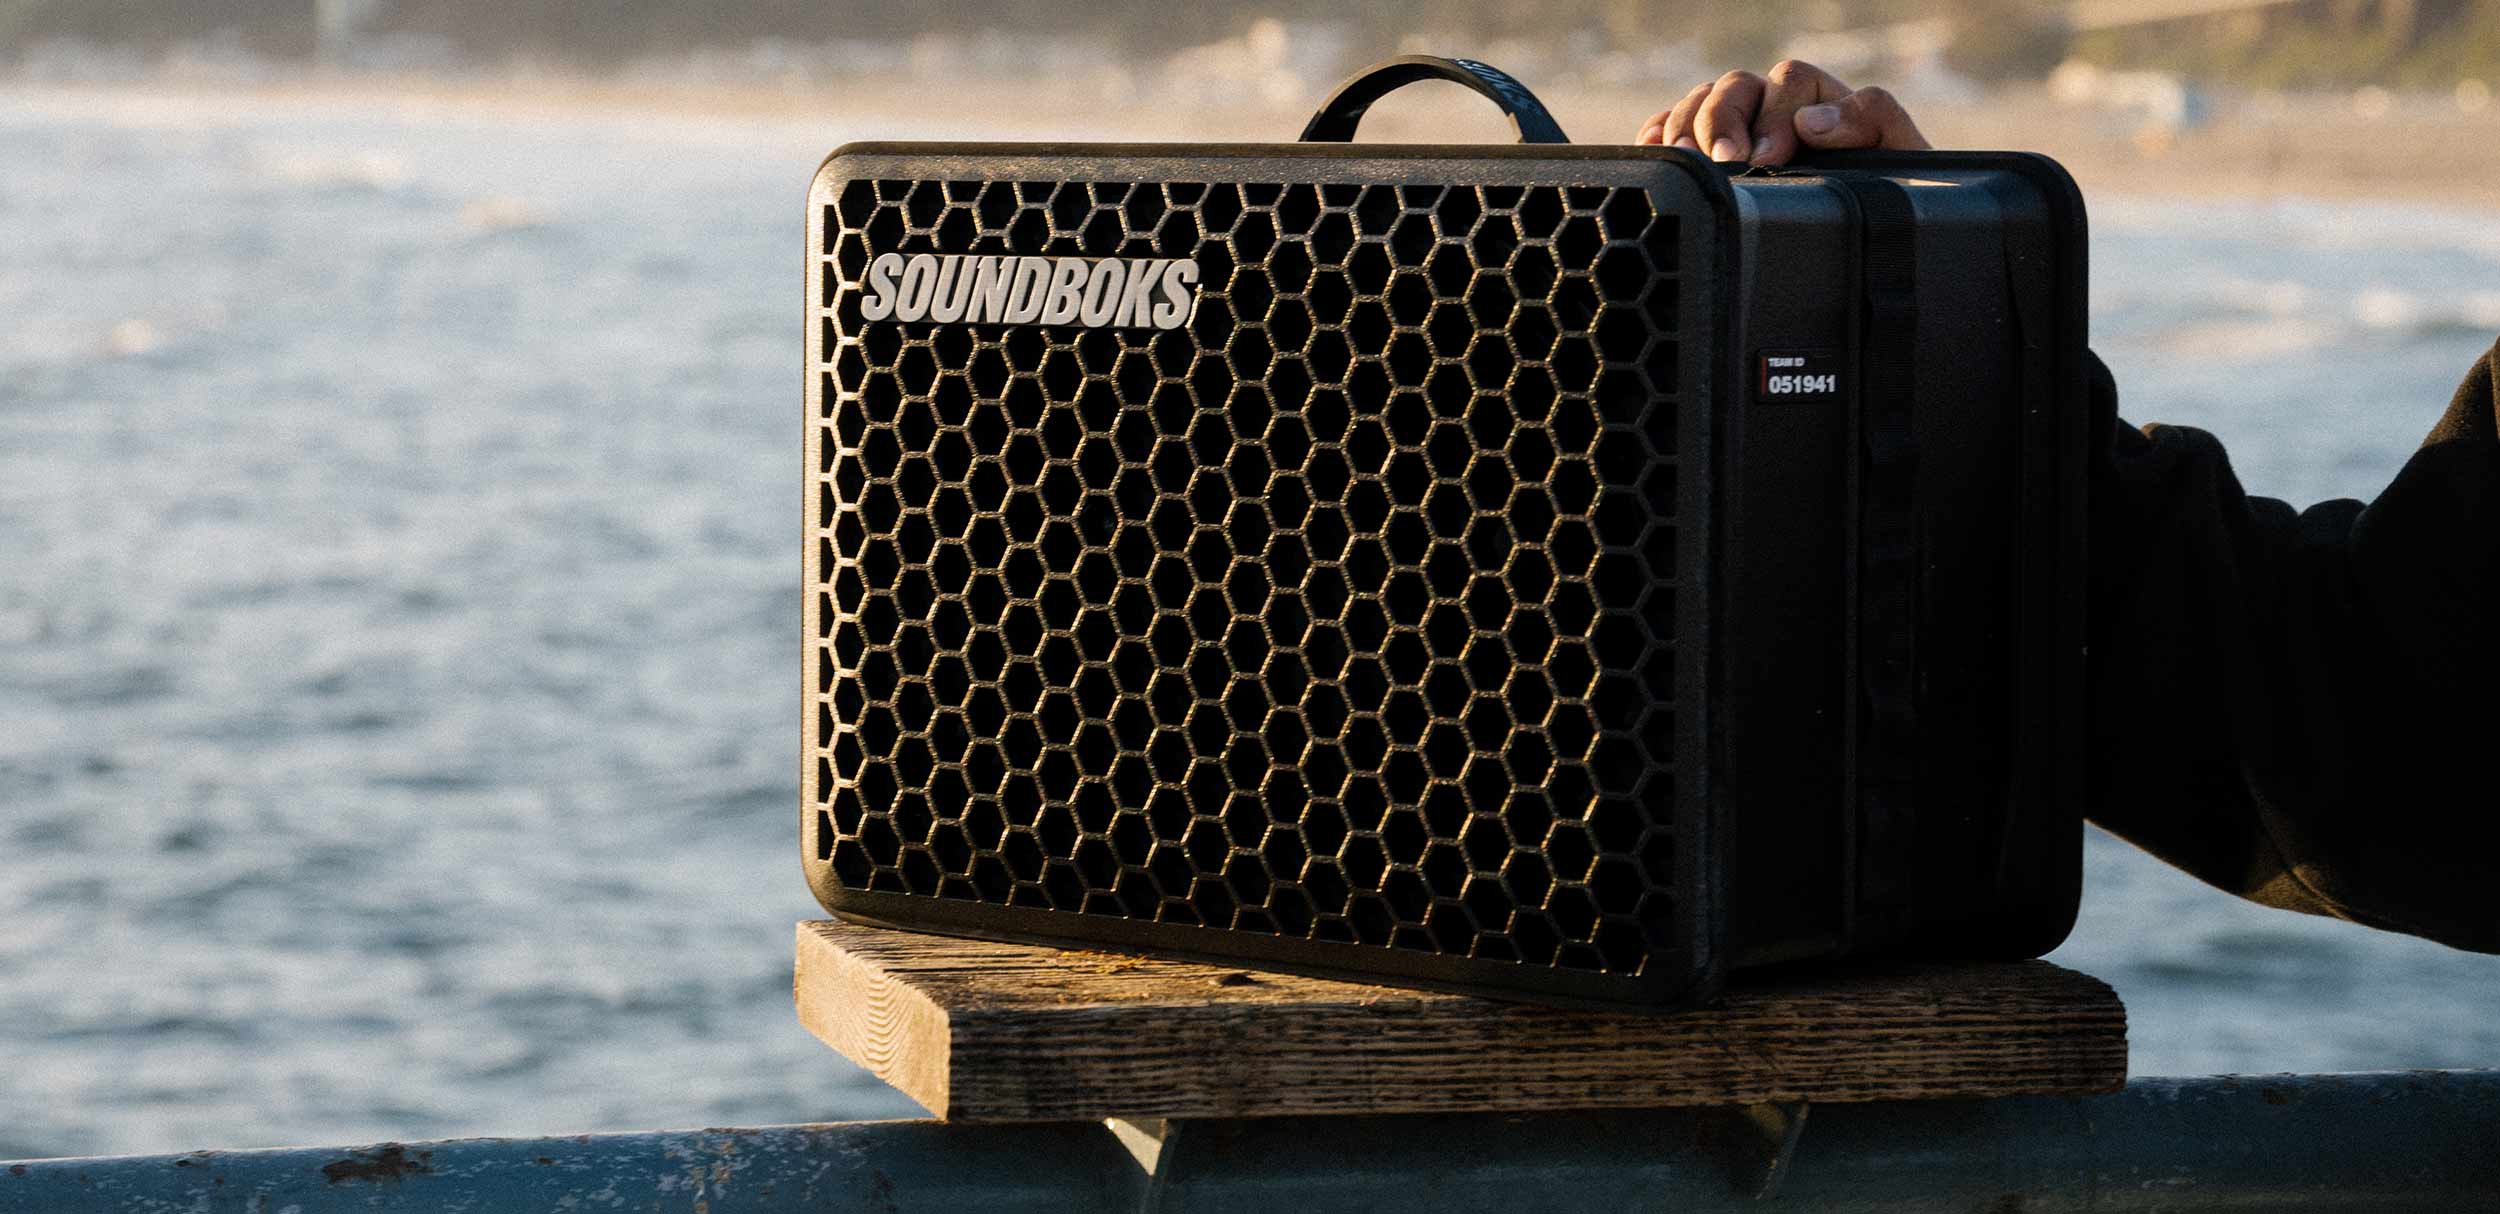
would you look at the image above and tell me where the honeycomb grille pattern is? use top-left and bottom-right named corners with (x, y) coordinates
top-left (814, 172), bottom-right (1685, 976)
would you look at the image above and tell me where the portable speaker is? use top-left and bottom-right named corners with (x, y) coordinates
top-left (804, 57), bottom-right (2089, 1009)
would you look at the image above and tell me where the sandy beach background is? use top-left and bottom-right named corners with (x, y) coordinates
top-left (10, 65), bottom-right (2498, 206)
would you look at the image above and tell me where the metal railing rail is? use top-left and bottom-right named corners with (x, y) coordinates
top-left (7, 1070), bottom-right (2496, 1212)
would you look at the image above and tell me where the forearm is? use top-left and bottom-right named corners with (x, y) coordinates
top-left (2085, 341), bottom-right (2500, 951)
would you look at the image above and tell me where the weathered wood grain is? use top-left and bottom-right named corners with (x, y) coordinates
top-left (794, 919), bottom-right (2127, 1123)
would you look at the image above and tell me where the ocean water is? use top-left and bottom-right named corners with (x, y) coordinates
top-left (1, 88), bottom-right (2495, 1160)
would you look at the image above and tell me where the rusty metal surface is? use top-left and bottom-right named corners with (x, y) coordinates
top-left (6, 1071), bottom-right (2497, 1212)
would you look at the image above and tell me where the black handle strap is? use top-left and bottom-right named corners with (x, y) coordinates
top-left (1831, 172), bottom-right (1921, 942)
top-left (1299, 55), bottom-right (1570, 144)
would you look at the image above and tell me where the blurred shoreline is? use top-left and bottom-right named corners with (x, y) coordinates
top-left (6, 69), bottom-right (2497, 212)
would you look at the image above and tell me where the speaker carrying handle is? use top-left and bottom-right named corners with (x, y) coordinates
top-left (1299, 55), bottom-right (1571, 144)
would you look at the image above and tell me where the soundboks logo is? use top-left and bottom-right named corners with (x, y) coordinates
top-left (859, 253), bottom-right (1200, 329)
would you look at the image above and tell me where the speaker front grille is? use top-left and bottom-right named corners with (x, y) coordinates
top-left (814, 168), bottom-right (1689, 978)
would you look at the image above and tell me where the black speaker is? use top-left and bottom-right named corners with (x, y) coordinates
top-left (804, 57), bottom-right (2089, 1009)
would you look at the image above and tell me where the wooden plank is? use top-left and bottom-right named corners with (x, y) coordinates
top-left (795, 919), bottom-right (2128, 1123)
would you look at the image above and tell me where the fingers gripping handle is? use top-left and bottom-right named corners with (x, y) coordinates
top-left (1300, 55), bottom-right (1571, 144)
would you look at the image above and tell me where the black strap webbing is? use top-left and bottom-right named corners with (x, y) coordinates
top-left (1835, 174), bottom-right (1921, 940)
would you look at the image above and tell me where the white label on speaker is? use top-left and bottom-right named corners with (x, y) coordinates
top-left (1756, 350), bottom-right (1842, 401)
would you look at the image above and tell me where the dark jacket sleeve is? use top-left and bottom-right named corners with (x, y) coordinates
top-left (2085, 338), bottom-right (2500, 953)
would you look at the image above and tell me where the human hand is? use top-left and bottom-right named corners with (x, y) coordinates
top-left (1635, 60), bottom-right (1930, 166)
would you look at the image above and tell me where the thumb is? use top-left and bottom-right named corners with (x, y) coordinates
top-left (1792, 86), bottom-right (1930, 151)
